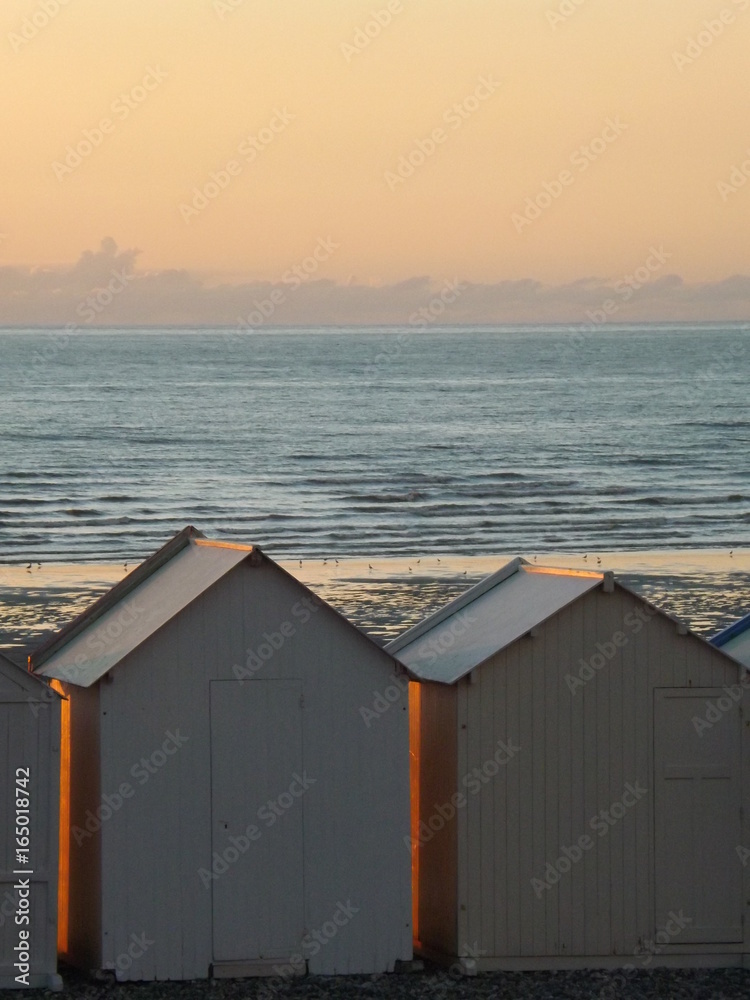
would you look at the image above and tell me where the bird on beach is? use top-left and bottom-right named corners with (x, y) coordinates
top-left (597, 557), bottom-right (602, 565)
top-left (408, 566), bottom-right (412, 572)
top-left (583, 554), bottom-right (588, 561)
top-left (37, 562), bottom-right (41, 569)
top-left (437, 557), bottom-right (441, 563)
top-left (26, 563), bottom-right (31, 570)
top-left (299, 559), bottom-right (302, 567)
top-left (368, 564), bottom-right (373, 571)
top-left (335, 559), bottom-right (339, 565)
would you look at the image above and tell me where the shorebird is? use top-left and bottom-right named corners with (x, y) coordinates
top-left (408, 566), bottom-right (412, 572)
top-left (437, 557), bottom-right (441, 563)
top-left (37, 562), bottom-right (41, 569)
top-left (299, 559), bottom-right (302, 567)
top-left (26, 563), bottom-right (31, 570)
top-left (730, 550), bottom-right (734, 558)
top-left (596, 557), bottom-right (602, 565)
top-left (368, 564), bottom-right (373, 571)
top-left (335, 559), bottom-right (339, 565)
top-left (583, 554), bottom-right (588, 561)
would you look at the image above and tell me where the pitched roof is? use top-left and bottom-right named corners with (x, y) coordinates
top-left (711, 611), bottom-right (750, 668)
top-left (30, 526), bottom-right (403, 689)
top-left (386, 557), bottom-right (605, 684)
top-left (1, 649), bottom-right (61, 698)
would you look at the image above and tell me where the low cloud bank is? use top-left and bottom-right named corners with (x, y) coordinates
top-left (1, 239), bottom-right (749, 328)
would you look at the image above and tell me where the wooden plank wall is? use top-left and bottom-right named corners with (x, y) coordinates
top-left (456, 584), bottom-right (748, 960)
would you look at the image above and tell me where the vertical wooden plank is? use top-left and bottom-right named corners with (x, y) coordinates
top-left (543, 614), bottom-right (559, 956)
top-left (593, 592), bottom-right (611, 956)
top-left (456, 678), bottom-right (469, 954)
top-left (580, 592), bottom-right (598, 956)
top-left (504, 644), bottom-right (520, 957)
top-left (605, 590), bottom-right (624, 956)
top-left (531, 627), bottom-right (547, 956)
top-left (479, 663), bottom-right (495, 957)
top-left (557, 603), bottom-right (574, 958)
top-left (517, 635), bottom-right (534, 955)
top-left (618, 590), bottom-right (638, 953)
top-left (465, 675), bottom-right (482, 955)
top-left (493, 653), bottom-right (507, 958)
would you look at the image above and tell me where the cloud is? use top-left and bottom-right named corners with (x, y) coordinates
top-left (1, 240), bottom-right (749, 327)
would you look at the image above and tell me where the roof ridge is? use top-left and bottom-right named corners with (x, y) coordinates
top-left (387, 556), bottom-right (526, 653)
top-left (30, 525), bottom-right (205, 669)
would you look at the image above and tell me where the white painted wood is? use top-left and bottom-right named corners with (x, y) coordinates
top-left (37, 541), bottom-right (412, 982)
top-left (654, 689), bottom-right (743, 943)
top-left (210, 680), bottom-right (304, 963)
top-left (410, 577), bottom-right (750, 970)
top-left (0, 654), bottom-right (61, 990)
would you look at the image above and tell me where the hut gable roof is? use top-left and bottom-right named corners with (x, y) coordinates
top-left (711, 610), bottom-right (750, 667)
top-left (0, 649), bottom-right (60, 699)
top-left (30, 526), bottom-right (395, 689)
top-left (386, 557), bottom-right (604, 684)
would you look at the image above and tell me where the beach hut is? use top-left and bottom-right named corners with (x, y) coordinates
top-left (0, 651), bottom-right (62, 991)
top-left (29, 527), bottom-right (411, 981)
top-left (387, 557), bottom-right (750, 972)
top-left (712, 611), bottom-right (750, 669)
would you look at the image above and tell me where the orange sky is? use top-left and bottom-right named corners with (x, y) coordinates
top-left (2, 0), bottom-right (750, 294)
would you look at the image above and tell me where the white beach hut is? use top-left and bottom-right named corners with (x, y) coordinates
top-left (29, 527), bottom-right (412, 981)
top-left (0, 651), bottom-right (62, 991)
top-left (387, 557), bottom-right (750, 972)
top-left (712, 612), bottom-right (750, 669)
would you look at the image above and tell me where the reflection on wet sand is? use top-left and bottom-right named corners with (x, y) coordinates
top-left (1, 553), bottom-right (749, 658)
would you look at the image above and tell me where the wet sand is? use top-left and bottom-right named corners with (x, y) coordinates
top-left (1, 550), bottom-right (749, 659)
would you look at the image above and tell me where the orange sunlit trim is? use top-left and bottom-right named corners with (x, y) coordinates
top-left (192, 539), bottom-right (255, 552)
top-left (50, 679), bottom-right (69, 957)
top-left (408, 681), bottom-right (421, 946)
top-left (524, 566), bottom-right (604, 579)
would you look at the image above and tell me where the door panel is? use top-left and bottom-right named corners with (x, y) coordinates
top-left (654, 689), bottom-right (742, 943)
top-left (210, 680), bottom-right (304, 962)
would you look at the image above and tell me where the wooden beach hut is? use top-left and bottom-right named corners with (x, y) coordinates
top-left (0, 651), bottom-right (62, 991)
top-left (387, 557), bottom-right (750, 972)
top-left (712, 611), bottom-right (750, 668)
top-left (29, 527), bottom-right (412, 981)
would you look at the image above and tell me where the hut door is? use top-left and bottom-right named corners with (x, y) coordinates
top-left (653, 688), bottom-right (743, 943)
top-left (210, 680), bottom-right (305, 964)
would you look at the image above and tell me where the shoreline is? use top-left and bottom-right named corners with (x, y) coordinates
top-left (1, 548), bottom-right (748, 589)
top-left (1, 549), bottom-right (749, 658)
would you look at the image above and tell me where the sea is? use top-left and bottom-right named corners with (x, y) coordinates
top-left (0, 324), bottom-right (748, 564)
top-left (1, 324), bottom-right (749, 650)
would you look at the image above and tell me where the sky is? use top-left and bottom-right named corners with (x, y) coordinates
top-left (2, 0), bottom-right (750, 325)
